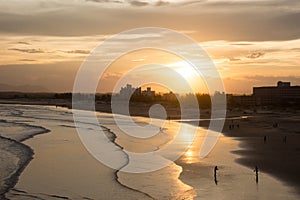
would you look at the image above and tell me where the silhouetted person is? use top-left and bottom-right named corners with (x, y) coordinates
top-left (264, 136), bottom-right (267, 144)
top-left (283, 136), bottom-right (287, 144)
top-left (254, 166), bottom-right (259, 183)
top-left (229, 124), bottom-right (231, 130)
top-left (214, 166), bottom-right (218, 185)
top-left (214, 177), bottom-right (218, 185)
top-left (237, 124), bottom-right (240, 128)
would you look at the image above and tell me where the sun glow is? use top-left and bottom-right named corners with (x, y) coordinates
top-left (168, 61), bottom-right (199, 80)
top-left (184, 149), bottom-right (196, 164)
top-left (166, 61), bottom-right (207, 93)
top-left (185, 149), bottom-right (194, 157)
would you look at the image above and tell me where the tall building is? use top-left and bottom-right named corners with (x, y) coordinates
top-left (142, 87), bottom-right (155, 98)
top-left (120, 84), bottom-right (135, 98)
top-left (119, 84), bottom-right (154, 99)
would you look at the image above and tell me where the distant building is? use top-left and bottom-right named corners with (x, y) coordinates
top-left (229, 81), bottom-right (300, 106)
top-left (142, 87), bottom-right (155, 98)
top-left (134, 87), bottom-right (142, 96)
top-left (120, 84), bottom-right (135, 98)
top-left (229, 95), bottom-right (256, 106)
top-left (253, 81), bottom-right (300, 105)
top-left (163, 92), bottom-right (177, 101)
top-left (119, 84), bottom-right (155, 99)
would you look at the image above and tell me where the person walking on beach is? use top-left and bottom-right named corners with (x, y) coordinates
top-left (264, 136), bottom-right (267, 144)
top-left (214, 166), bottom-right (219, 185)
top-left (254, 166), bottom-right (259, 183)
top-left (283, 136), bottom-right (287, 144)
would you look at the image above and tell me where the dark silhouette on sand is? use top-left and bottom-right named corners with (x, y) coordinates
top-left (214, 166), bottom-right (219, 185)
top-left (283, 136), bottom-right (287, 144)
top-left (254, 166), bottom-right (259, 183)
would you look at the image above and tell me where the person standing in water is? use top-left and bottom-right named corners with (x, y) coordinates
top-left (214, 166), bottom-right (219, 185)
top-left (254, 166), bottom-right (259, 183)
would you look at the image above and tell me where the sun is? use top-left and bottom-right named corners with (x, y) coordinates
top-left (165, 60), bottom-right (208, 93)
top-left (175, 66), bottom-right (198, 79)
top-left (167, 61), bottom-right (199, 79)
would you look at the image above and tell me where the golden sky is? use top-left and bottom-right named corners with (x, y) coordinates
top-left (0, 0), bottom-right (299, 94)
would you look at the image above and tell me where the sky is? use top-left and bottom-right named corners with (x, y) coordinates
top-left (0, 0), bottom-right (300, 94)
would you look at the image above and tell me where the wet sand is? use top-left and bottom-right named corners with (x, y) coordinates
top-left (1, 105), bottom-right (150, 200)
top-left (0, 119), bottom-right (49, 200)
top-left (176, 128), bottom-right (299, 199)
top-left (0, 136), bottom-right (33, 199)
top-left (222, 114), bottom-right (300, 192)
top-left (0, 104), bottom-right (299, 199)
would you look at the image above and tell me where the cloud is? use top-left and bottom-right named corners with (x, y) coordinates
top-left (0, 1), bottom-right (299, 42)
top-left (18, 59), bottom-right (36, 62)
top-left (85, 0), bottom-right (209, 7)
top-left (102, 72), bottom-right (122, 79)
top-left (8, 48), bottom-right (45, 53)
top-left (155, 1), bottom-right (170, 6)
top-left (192, 0), bottom-right (300, 9)
top-left (85, 0), bottom-right (150, 7)
top-left (246, 51), bottom-right (265, 59)
top-left (131, 58), bottom-right (145, 62)
top-left (17, 41), bottom-right (31, 45)
top-left (129, 1), bottom-right (148, 7)
top-left (174, 0), bottom-right (206, 7)
top-left (85, 0), bottom-right (123, 3)
top-left (63, 49), bottom-right (90, 54)
top-left (230, 42), bottom-right (253, 46)
top-left (228, 57), bottom-right (241, 62)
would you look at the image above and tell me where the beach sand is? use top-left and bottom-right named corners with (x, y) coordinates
top-left (222, 113), bottom-right (300, 191)
top-left (176, 127), bottom-right (299, 199)
top-left (0, 104), bottom-right (299, 199)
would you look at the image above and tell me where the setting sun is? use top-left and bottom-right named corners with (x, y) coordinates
top-left (170, 61), bottom-right (199, 79)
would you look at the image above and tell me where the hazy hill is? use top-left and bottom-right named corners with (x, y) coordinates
top-left (0, 83), bottom-right (50, 92)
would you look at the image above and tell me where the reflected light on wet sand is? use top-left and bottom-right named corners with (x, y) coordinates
top-left (183, 149), bottom-right (196, 164)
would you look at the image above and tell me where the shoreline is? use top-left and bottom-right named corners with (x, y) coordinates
top-left (99, 113), bottom-right (196, 199)
top-left (102, 125), bottom-right (154, 199)
top-left (0, 136), bottom-right (33, 200)
top-left (1, 101), bottom-right (300, 196)
top-left (0, 117), bottom-right (50, 199)
top-left (4, 105), bottom-right (194, 199)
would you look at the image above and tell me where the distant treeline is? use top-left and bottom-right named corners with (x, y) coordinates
top-left (0, 92), bottom-right (213, 109)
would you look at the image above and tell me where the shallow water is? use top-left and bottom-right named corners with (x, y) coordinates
top-left (0, 104), bottom-right (299, 199)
